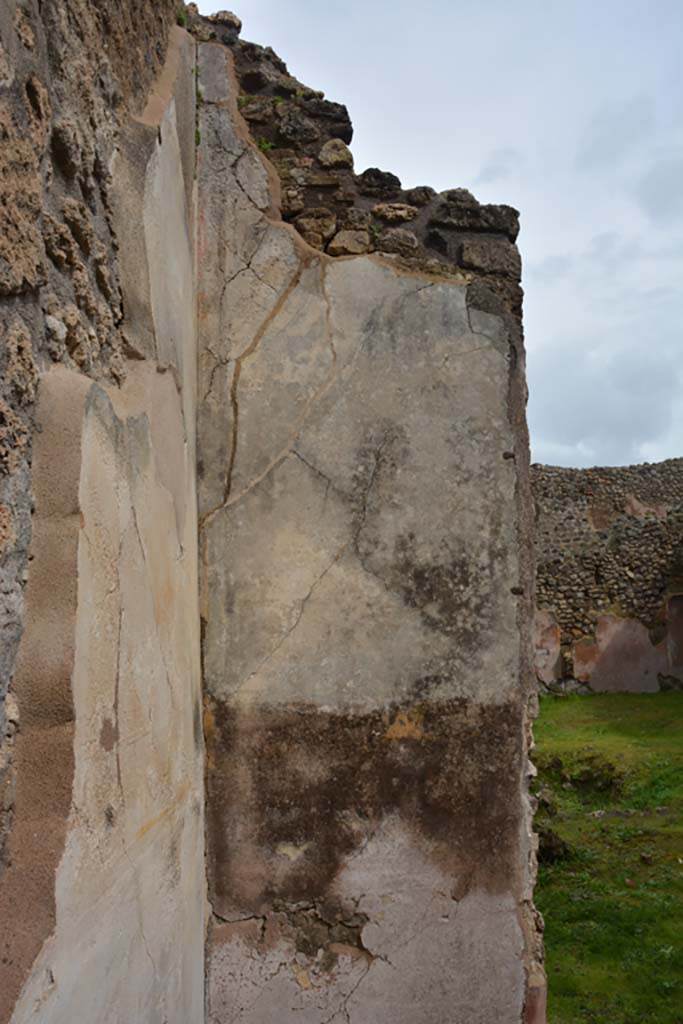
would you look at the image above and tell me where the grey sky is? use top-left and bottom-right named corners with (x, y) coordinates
top-left (198, 0), bottom-right (683, 468)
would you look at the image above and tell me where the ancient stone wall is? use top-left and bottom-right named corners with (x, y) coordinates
top-left (1, 3), bottom-right (544, 1021)
top-left (194, 15), bottom-right (544, 1023)
top-left (0, 7), bottom-right (204, 1022)
top-left (533, 460), bottom-right (683, 692)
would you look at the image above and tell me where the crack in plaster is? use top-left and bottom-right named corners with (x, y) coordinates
top-left (224, 261), bottom-right (305, 499)
top-left (113, 591), bottom-right (123, 797)
top-left (221, 959), bottom-right (291, 1024)
top-left (200, 260), bottom-right (343, 525)
top-left (130, 499), bottom-right (177, 707)
top-left (235, 540), bottom-right (349, 695)
top-left (322, 961), bottom-right (373, 1024)
top-left (465, 301), bottom-right (512, 357)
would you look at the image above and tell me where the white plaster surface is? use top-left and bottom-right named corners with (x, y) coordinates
top-left (9, 29), bottom-right (204, 1024)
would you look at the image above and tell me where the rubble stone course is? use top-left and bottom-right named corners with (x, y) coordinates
top-left (533, 459), bottom-right (683, 690)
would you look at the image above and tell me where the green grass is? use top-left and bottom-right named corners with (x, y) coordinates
top-left (534, 693), bottom-right (683, 1024)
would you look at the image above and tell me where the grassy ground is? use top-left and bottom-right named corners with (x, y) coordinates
top-left (533, 692), bottom-right (683, 1024)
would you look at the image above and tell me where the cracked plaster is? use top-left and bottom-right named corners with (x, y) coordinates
top-left (197, 40), bottom-right (539, 1024)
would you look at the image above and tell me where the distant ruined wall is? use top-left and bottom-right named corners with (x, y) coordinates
top-left (0, 6), bottom-right (204, 1023)
top-left (193, 13), bottom-right (544, 1024)
top-left (532, 460), bottom-right (683, 692)
top-left (1, 3), bottom-right (544, 1022)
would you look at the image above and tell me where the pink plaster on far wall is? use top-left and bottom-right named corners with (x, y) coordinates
top-left (533, 609), bottom-right (561, 686)
top-left (624, 493), bottom-right (668, 520)
top-left (573, 614), bottom-right (665, 693)
top-left (665, 595), bottom-right (683, 677)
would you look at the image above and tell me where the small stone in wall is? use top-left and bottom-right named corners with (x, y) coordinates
top-left (327, 228), bottom-right (370, 256)
top-left (318, 138), bottom-right (353, 168)
top-left (3, 318), bottom-right (37, 406)
top-left (44, 313), bottom-right (68, 359)
top-left (405, 185), bottom-right (436, 206)
top-left (0, 397), bottom-right (28, 476)
top-left (0, 504), bottom-right (15, 554)
top-left (275, 75), bottom-right (300, 96)
top-left (239, 96), bottom-right (272, 124)
top-left (0, 40), bottom-right (13, 87)
top-left (356, 166), bottom-right (402, 198)
top-left (62, 198), bottom-right (94, 255)
top-left (376, 227), bottom-right (419, 256)
top-left (207, 10), bottom-right (242, 33)
top-left (460, 236), bottom-right (522, 279)
top-left (187, 18), bottom-right (216, 43)
top-left (281, 187), bottom-right (304, 218)
top-left (275, 104), bottom-right (319, 145)
top-left (294, 207), bottom-right (337, 249)
top-left (15, 7), bottom-right (35, 50)
top-left (339, 208), bottom-right (370, 230)
top-left (305, 169), bottom-right (340, 187)
top-left (372, 202), bottom-right (419, 223)
top-left (430, 189), bottom-right (520, 242)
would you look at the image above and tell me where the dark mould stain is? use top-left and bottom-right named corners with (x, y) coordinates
top-left (193, 697), bottom-right (203, 752)
top-left (206, 697), bottom-right (524, 917)
top-left (99, 716), bottom-right (118, 752)
top-left (392, 533), bottom-right (496, 647)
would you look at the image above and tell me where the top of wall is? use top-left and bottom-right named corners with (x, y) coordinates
top-left (533, 458), bottom-right (683, 555)
top-left (184, 4), bottom-right (524, 321)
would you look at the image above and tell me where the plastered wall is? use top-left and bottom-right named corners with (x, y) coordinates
top-left (0, 18), bottom-right (205, 1024)
top-left (1, 5), bottom-right (544, 1022)
top-left (196, 37), bottom-right (544, 1024)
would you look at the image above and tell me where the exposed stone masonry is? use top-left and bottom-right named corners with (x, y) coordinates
top-left (1, 4), bottom-right (545, 1021)
top-left (533, 459), bottom-right (683, 689)
top-left (184, 3), bottom-right (523, 320)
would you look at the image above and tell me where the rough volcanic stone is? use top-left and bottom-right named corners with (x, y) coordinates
top-left (405, 185), bottom-right (436, 206)
top-left (207, 10), bottom-right (242, 32)
top-left (300, 96), bottom-right (353, 143)
top-left (372, 202), bottom-right (419, 223)
top-left (340, 207), bottom-right (370, 229)
top-left (357, 166), bottom-right (402, 198)
top-left (318, 137), bottom-right (353, 168)
top-left (239, 96), bottom-right (273, 123)
top-left (430, 190), bottom-right (520, 242)
top-left (327, 228), bottom-right (370, 255)
top-left (275, 103), bottom-right (319, 145)
top-left (281, 186), bottom-right (304, 218)
top-left (377, 227), bottom-right (419, 255)
top-left (460, 236), bottom-right (522, 279)
top-left (294, 207), bottom-right (336, 247)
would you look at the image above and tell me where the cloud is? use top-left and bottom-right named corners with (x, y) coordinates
top-left (474, 147), bottom-right (520, 185)
top-left (633, 155), bottom-right (683, 224)
top-left (525, 254), bottom-right (574, 284)
top-left (576, 95), bottom-right (655, 172)
top-left (528, 300), bottom-right (682, 467)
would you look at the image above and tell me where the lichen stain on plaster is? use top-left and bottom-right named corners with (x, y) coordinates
top-left (384, 705), bottom-right (426, 741)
